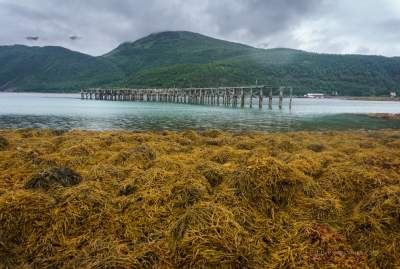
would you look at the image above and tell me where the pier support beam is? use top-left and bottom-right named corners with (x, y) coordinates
top-left (269, 89), bottom-right (273, 109)
top-left (240, 88), bottom-right (245, 108)
top-left (249, 88), bottom-right (253, 108)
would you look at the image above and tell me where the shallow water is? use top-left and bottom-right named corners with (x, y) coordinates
top-left (1, 92), bottom-right (400, 131)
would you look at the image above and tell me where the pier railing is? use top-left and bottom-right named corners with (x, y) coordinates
top-left (80, 85), bottom-right (293, 109)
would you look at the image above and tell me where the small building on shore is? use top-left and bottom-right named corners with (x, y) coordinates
top-left (304, 93), bottom-right (325, 98)
top-left (390, 91), bottom-right (397, 98)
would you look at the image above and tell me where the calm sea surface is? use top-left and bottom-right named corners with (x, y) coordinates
top-left (1, 92), bottom-right (400, 131)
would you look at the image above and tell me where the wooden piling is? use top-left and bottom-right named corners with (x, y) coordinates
top-left (269, 88), bottom-right (273, 109)
top-left (240, 88), bottom-right (245, 108)
top-left (249, 88), bottom-right (253, 108)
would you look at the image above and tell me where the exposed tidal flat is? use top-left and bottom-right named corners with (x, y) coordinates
top-left (369, 113), bottom-right (400, 121)
top-left (0, 128), bottom-right (399, 268)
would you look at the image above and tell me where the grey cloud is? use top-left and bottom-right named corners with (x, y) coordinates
top-left (0, 0), bottom-right (399, 56)
top-left (69, 36), bottom-right (81, 41)
top-left (26, 36), bottom-right (39, 41)
top-left (206, 0), bottom-right (326, 37)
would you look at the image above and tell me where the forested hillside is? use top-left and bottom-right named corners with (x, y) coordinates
top-left (0, 45), bottom-right (123, 92)
top-left (1, 31), bottom-right (399, 95)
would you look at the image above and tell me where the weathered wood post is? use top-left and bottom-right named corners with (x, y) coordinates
top-left (279, 87), bottom-right (283, 109)
top-left (223, 89), bottom-right (227, 106)
top-left (240, 88), bottom-right (245, 108)
top-left (232, 89), bottom-right (236, 107)
top-left (198, 89), bottom-right (201, 104)
top-left (81, 90), bottom-right (84, 100)
top-left (249, 88), bottom-right (253, 108)
top-left (289, 87), bottom-right (293, 109)
top-left (259, 87), bottom-right (263, 109)
top-left (269, 88), bottom-right (273, 109)
top-left (228, 89), bottom-right (232, 106)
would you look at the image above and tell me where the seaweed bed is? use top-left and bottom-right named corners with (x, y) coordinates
top-left (369, 113), bottom-right (400, 121)
top-left (0, 129), bottom-right (399, 268)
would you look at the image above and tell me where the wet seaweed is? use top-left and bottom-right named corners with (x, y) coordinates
top-left (0, 129), bottom-right (399, 268)
top-left (25, 166), bottom-right (81, 190)
top-left (0, 135), bottom-right (9, 150)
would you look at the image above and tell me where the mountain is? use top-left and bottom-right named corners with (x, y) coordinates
top-left (0, 45), bottom-right (123, 92)
top-left (1, 31), bottom-right (400, 95)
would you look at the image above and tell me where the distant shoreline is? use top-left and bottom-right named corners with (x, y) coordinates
top-left (332, 96), bottom-right (400, 101)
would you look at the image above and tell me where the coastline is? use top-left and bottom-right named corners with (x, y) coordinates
top-left (1, 128), bottom-right (399, 268)
top-left (333, 96), bottom-right (400, 101)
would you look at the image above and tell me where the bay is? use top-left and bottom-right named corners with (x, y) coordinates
top-left (1, 92), bottom-right (400, 131)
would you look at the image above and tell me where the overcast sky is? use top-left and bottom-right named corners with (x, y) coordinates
top-left (1, 0), bottom-right (400, 56)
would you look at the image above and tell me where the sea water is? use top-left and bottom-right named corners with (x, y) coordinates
top-left (1, 92), bottom-right (400, 131)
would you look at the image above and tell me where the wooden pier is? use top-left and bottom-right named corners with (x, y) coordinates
top-left (80, 85), bottom-right (293, 109)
